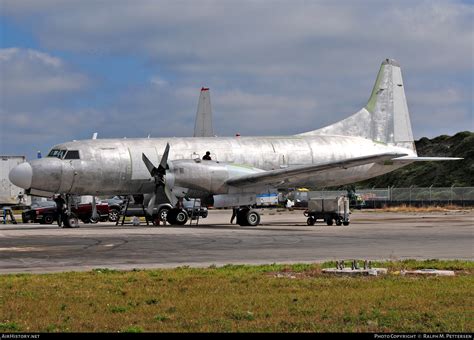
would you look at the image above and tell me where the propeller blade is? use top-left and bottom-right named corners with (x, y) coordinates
top-left (142, 143), bottom-right (176, 215)
top-left (142, 153), bottom-right (158, 177)
top-left (158, 143), bottom-right (170, 174)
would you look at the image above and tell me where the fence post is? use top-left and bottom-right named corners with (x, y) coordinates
top-left (409, 186), bottom-right (412, 206)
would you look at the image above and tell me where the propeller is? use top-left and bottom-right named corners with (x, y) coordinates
top-left (142, 143), bottom-right (175, 215)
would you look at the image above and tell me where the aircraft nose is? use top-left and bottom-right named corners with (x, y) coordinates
top-left (9, 162), bottom-right (33, 189)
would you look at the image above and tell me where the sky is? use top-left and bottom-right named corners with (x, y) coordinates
top-left (0, 0), bottom-right (472, 160)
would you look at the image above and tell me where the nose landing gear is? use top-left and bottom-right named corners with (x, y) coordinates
top-left (56, 194), bottom-right (79, 228)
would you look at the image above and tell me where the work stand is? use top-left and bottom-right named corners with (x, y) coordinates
top-left (115, 196), bottom-right (149, 226)
top-left (188, 198), bottom-right (201, 227)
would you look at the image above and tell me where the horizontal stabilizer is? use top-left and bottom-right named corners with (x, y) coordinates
top-left (227, 152), bottom-right (407, 188)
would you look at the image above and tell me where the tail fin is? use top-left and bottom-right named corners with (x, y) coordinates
top-left (299, 59), bottom-right (416, 153)
top-left (194, 87), bottom-right (214, 137)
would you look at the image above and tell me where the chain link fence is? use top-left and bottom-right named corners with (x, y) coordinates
top-left (307, 187), bottom-right (474, 207)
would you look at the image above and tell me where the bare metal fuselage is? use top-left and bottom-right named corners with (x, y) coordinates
top-left (31, 135), bottom-right (414, 196)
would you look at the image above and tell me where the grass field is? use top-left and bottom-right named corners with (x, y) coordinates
top-left (0, 260), bottom-right (472, 332)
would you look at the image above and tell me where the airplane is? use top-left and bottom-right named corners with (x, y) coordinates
top-left (9, 59), bottom-right (460, 227)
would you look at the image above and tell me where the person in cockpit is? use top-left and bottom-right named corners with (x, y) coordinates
top-left (202, 151), bottom-right (212, 161)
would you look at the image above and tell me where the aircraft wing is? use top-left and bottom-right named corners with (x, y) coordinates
top-left (392, 156), bottom-right (463, 164)
top-left (226, 152), bottom-right (407, 188)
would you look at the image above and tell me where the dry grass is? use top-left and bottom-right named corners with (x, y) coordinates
top-left (370, 204), bottom-right (472, 213)
top-left (0, 260), bottom-right (472, 333)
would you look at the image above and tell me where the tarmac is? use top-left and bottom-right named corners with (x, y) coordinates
top-left (0, 209), bottom-right (472, 274)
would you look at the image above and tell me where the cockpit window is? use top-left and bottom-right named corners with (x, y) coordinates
top-left (64, 150), bottom-right (80, 160)
top-left (47, 149), bottom-right (66, 159)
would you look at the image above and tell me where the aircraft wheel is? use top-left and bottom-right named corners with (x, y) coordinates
top-left (236, 208), bottom-right (250, 226)
top-left (166, 209), bottom-right (179, 225)
top-left (175, 209), bottom-right (188, 225)
top-left (245, 210), bottom-right (260, 227)
top-left (307, 217), bottom-right (315, 226)
top-left (64, 213), bottom-right (80, 228)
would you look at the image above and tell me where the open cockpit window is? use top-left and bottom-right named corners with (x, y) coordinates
top-left (47, 149), bottom-right (66, 159)
top-left (64, 150), bottom-right (80, 160)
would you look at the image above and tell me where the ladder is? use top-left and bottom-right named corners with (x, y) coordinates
top-left (117, 196), bottom-right (131, 226)
top-left (189, 198), bottom-right (201, 227)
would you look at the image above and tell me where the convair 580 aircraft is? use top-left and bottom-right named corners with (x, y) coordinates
top-left (9, 59), bottom-right (459, 227)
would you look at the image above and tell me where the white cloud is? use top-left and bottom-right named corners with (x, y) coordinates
top-left (0, 0), bottom-right (472, 158)
top-left (0, 48), bottom-right (90, 101)
top-left (0, 48), bottom-right (94, 157)
top-left (150, 75), bottom-right (168, 87)
top-left (3, 1), bottom-right (472, 74)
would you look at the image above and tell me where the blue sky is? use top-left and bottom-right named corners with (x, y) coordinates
top-left (1, 0), bottom-right (472, 160)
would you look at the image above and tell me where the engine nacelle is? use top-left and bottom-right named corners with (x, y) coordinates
top-left (167, 159), bottom-right (264, 197)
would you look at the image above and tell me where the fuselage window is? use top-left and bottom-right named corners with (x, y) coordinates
top-left (64, 150), bottom-right (80, 160)
top-left (47, 149), bottom-right (66, 159)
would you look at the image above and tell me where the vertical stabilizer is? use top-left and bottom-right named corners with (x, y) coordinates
top-left (299, 59), bottom-right (416, 152)
top-left (194, 87), bottom-right (214, 137)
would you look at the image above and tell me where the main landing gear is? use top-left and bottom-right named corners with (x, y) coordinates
top-left (235, 207), bottom-right (260, 227)
top-left (165, 208), bottom-right (189, 226)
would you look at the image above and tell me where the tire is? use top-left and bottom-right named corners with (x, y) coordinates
top-left (108, 208), bottom-right (120, 222)
top-left (343, 221), bottom-right (350, 226)
top-left (236, 208), bottom-right (250, 226)
top-left (42, 214), bottom-right (54, 224)
top-left (246, 210), bottom-right (260, 227)
top-left (166, 209), bottom-right (178, 225)
top-left (326, 219), bottom-right (333, 226)
top-left (158, 207), bottom-right (170, 222)
top-left (175, 210), bottom-right (188, 225)
top-left (43, 214), bottom-right (54, 224)
top-left (63, 213), bottom-right (79, 228)
top-left (336, 219), bottom-right (342, 226)
top-left (307, 217), bottom-right (315, 226)
top-left (89, 215), bottom-right (99, 224)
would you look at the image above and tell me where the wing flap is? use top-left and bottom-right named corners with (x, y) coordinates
top-left (226, 152), bottom-right (407, 188)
